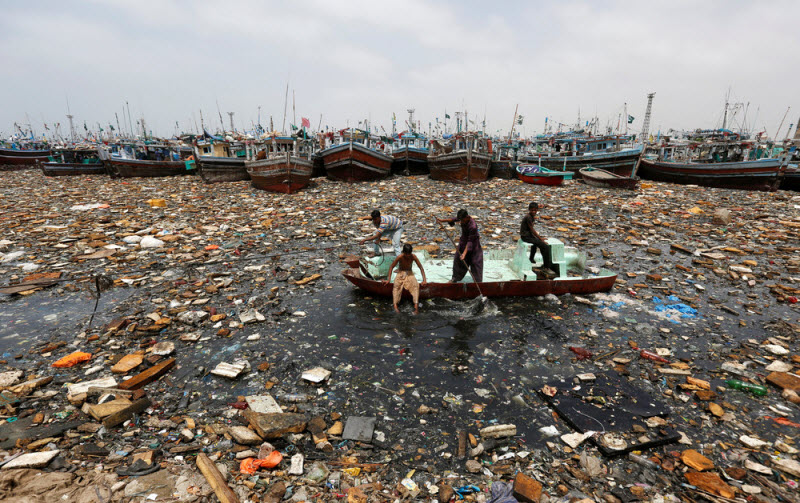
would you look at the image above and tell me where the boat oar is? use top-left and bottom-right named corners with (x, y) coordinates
top-left (434, 217), bottom-right (488, 306)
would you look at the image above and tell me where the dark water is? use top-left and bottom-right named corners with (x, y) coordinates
top-left (1, 268), bottom-right (794, 460)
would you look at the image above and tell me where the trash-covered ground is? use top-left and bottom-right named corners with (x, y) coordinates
top-left (0, 170), bottom-right (799, 502)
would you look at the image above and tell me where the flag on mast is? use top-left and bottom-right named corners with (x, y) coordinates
top-left (301, 117), bottom-right (310, 128)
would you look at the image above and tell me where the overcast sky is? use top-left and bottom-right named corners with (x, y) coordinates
top-left (3, 0), bottom-right (798, 139)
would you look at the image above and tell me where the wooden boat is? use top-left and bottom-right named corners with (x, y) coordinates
top-left (40, 148), bottom-right (106, 176)
top-left (579, 167), bottom-right (639, 190)
top-left (246, 136), bottom-right (313, 194)
top-left (0, 147), bottom-right (51, 169)
top-left (490, 142), bottom-right (520, 180)
top-left (194, 138), bottom-right (249, 183)
top-left (391, 132), bottom-right (429, 176)
top-left (428, 133), bottom-right (492, 183)
top-left (517, 165), bottom-right (573, 186)
top-left (637, 157), bottom-right (787, 192)
top-left (342, 239), bottom-right (616, 300)
top-left (522, 139), bottom-right (642, 176)
top-left (102, 143), bottom-right (195, 178)
top-left (320, 129), bottom-right (393, 182)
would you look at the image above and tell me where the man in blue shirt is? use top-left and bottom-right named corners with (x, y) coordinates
top-left (360, 209), bottom-right (403, 256)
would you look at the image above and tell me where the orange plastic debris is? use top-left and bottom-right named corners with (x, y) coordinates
top-left (204, 244), bottom-right (219, 251)
top-left (239, 451), bottom-right (283, 475)
top-left (52, 351), bottom-right (92, 368)
top-left (765, 416), bottom-right (800, 428)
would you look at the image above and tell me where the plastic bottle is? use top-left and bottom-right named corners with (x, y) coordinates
top-left (628, 453), bottom-right (659, 469)
top-left (639, 350), bottom-right (669, 364)
top-left (279, 393), bottom-right (311, 403)
top-left (725, 379), bottom-right (767, 396)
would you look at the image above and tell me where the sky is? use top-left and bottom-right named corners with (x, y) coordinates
top-left (2, 0), bottom-right (799, 140)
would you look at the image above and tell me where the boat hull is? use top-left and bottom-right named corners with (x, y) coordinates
top-left (521, 148), bottom-right (642, 176)
top-left (489, 160), bottom-right (516, 180)
top-left (196, 156), bottom-right (249, 183)
top-left (638, 158), bottom-right (785, 192)
top-left (322, 143), bottom-right (393, 182)
top-left (41, 162), bottom-right (107, 177)
top-left (0, 149), bottom-right (50, 169)
top-left (779, 165), bottom-right (800, 191)
top-left (391, 147), bottom-right (429, 175)
top-left (428, 151), bottom-right (491, 183)
top-left (517, 171), bottom-right (567, 186)
top-left (247, 155), bottom-right (313, 194)
top-left (107, 158), bottom-right (194, 178)
top-left (579, 168), bottom-right (639, 190)
top-left (342, 268), bottom-right (616, 300)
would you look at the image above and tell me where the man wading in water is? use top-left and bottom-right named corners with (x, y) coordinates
top-left (436, 208), bottom-right (483, 283)
top-left (384, 244), bottom-right (427, 314)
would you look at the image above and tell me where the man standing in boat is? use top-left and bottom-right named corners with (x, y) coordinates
top-left (384, 244), bottom-right (427, 314)
top-left (437, 209), bottom-right (483, 283)
top-left (360, 210), bottom-right (403, 256)
top-left (520, 202), bottom-right (557, 278)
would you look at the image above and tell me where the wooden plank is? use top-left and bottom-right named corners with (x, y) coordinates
top-left (102, 397), bottom-right (151, 428)
top-left (118, 358), bottom-right (175, 390)
top-left (196, 452), bottom-right (240, 503)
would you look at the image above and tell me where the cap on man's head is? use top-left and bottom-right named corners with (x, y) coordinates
top-left (529, 202), bottom-right (539, 210)
top-left (371, 210), bottom-right (380, 219)
top-left (456, 209), bottom-right (469, 220)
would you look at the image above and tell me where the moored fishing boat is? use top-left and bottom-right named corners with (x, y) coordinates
top-left (0, 147), bottom-right (51, 169)
top-left (490, 142), bottom-right (521, 179)
top-left (521, 137), bottom-right (642, 176)
top-left (246, 135), bottom-right (313, 194)
top-left (40, 147), bottom-right (105, 176)
top-left (320, 129), bottom-right (393, 182)
top-left (101, 142), bottom-right (195, 178)
top-left (637, 157), bottom-right (787, 191)
top-left (428, 132), bottom-right (492, 183)
top-left (194, 136), bottom-right (249, 183)
top-left (391, 131), bottom-right (429, 175)
top-left (579, 167), bottom-right (639, 190)
top-left (343, 239), bottom-right (615, 300)
top-left (517, 164), bottom-right (573, 186)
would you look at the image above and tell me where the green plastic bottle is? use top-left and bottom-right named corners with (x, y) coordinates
top-left (725, 379), bottom-right (768, 396)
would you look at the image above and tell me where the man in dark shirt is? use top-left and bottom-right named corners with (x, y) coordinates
top-left (520, 202), bottom-right (556, 277)
top-left (436, 208), bottom-right (483, 283)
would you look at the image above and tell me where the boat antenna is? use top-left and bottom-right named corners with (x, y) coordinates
top-left (292, 90), bottom-right (296, 132)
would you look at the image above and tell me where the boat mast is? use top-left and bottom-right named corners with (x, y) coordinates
top-left (508, 104), bottom-right (519, 142)
top-left (721, 87), bottom-right (730, 130)
top-left (281, 82), bottom-right (289, 134)
top-left (774, 106), bottom-right (790, 142)
top-left (640, 92), bottom-right (656, 143)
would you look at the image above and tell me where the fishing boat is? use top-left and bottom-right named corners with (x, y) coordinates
top-left (40, 147), bottom-right (105, 176)
top-left (0, 147), bottom-right (51, 169)
top-left (342, 238), bottom-right (616, 300)
top-left (521, 137), bottom-right (642, 176)
top-left (517, 165), bottom-right (573, 186)
top-left (194, 135), bottom-right (249, 183)
top-left (320, 128), bottom-right (393, 182)
top-left (101, 142), bottom-right (195, 178)
top-left (638, 142), bottom-right (788, 192)
top-left (490, 142), bottom-right (521, 180)
top-left (246, 136), bottom-right (313, 194)
top-left (578, 167), bottom-right (639, 190)
top-left (428, 132), bottom-right (492, 183)
top-left (391, 131), bottom-right (429, 176)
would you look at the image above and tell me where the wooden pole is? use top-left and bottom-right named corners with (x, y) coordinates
top-left (196, 453), bottom-right (240, 503)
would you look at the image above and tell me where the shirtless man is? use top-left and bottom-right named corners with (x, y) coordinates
top-left (384, 244), bottom-right (427, 314)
